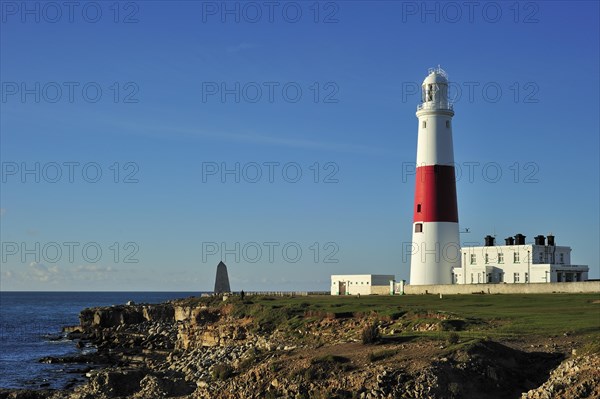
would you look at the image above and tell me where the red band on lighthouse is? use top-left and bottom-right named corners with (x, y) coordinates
top-left (413, 165), bottom-right (458, 223)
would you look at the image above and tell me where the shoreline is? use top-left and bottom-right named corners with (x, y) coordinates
top-left (1, 293), bottom-right (599, 398)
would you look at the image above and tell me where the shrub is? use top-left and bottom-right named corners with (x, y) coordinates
top-left (211, 363), bottom-right (233, 380)
top-left (361, 323), bottom-right (380, 344)
top-left (269, 361), bottom-right (282, 372)
top-left (238, 355), bottom-right (256, 370)
top-left (448, 382), bottom-right (461, 397)
top-left (447, 332), bottom-right (460, 345)
top-left (303, 366), bottom-right (319, 380)
top-left (441, 319), bottom-right (467, 331)
top-left (368, 349), bottom-right (396, 362)
top-left (311, 354), bottom-right (350, 364)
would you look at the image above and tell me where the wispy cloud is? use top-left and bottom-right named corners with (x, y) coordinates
top-left (107, 120), bottom-right (390, 155)
top-left (55, 107), bottom-right (391, 155)
top-left (28, 262), bottom-right (61, 282)
top-left (3, 263), bottom-right (119, 285)
top-left (74, 265), bottom-right (116, 273)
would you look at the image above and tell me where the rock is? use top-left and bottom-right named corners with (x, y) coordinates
top-left (135, 374), bottom-right (195, 398)
top-left (86, 368), bottom-right (145, 397)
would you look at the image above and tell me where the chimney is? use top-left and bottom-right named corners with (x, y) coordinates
top-left (534, 235), bottom-right (546, 245)
top-left (484, 235), bottom-right (495, 246)
top-left (514, 234), bottom-right (526, 245)
top-left (505, 237), bottom-right (515, 245)
top-left (547, 235), bottom-right (555, 246)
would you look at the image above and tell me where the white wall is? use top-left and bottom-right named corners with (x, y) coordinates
top-left (410, 221), bottom-right (460, 285)
top-left (330, 275), bottom-right (395, 295)
top-left (404, 281), bottom-right (600, 295)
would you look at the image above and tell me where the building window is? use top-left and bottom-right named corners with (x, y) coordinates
top-left (470, 273), bottom-right (474, 283)
top-left (514, 273), bottom-right (520, 283)
top-left (417, 204), bottom-right (421, 213)
top-left (422, 121), bottom-right (426, 128)
top-left (560, 253), bottom-right (564, 264)
top-left (487, 273), bottom-right (492, 283)
top-left (498, 253), bottom-right (504, 263)
top-left (525, 272), bottom-right (529, 283)
top-left (514, 252), bottom-right (520, 263)
top-left (470, 254), bottom-right (476, 264)
top-left (446, 120), bottom-right (450, 128)
top-left (415, 223), bottom-right (423, 233)
top-left (485, 254), bottom-right (489, 264)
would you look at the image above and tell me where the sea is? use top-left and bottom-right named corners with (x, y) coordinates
top-left (0, 291), bottom-right (199, 390)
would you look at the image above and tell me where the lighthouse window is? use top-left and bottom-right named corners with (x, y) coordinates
top-left (415, 223), bottom-right (423, 233)
top-left (417, 204), bottom-right (421, 213)
top-left (446, 121), bottom-right (450, 128)
top-left (470, 254), bottom-right (476, 264)
top-left (422, 121), bottom-right (426, 128)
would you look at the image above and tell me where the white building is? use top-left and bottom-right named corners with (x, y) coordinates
top-left (452, 234), bottom-right (589, 284)
top-left (331, 274), bottom-right (395, 295)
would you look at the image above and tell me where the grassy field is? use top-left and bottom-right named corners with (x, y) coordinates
top-left (198, 293), bottom-right (600, 346)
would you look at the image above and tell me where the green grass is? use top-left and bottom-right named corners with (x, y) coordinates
top-left (181, 293), bottom-right (600, 344)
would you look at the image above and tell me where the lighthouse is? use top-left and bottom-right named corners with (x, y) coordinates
top-left (409, 67), bottom-right (460, 285)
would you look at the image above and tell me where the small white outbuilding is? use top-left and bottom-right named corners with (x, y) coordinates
top-left (330, 274), bottom-right (395, 296)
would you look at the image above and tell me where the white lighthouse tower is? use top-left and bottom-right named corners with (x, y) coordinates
top-left (409, 67), bottom-right (461, 285)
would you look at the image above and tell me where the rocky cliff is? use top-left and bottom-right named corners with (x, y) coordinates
top-left (1, 296), bottom-right (598, 399)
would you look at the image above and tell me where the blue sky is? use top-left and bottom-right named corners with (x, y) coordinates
top-left (1, 1), bottom-right (598, 291)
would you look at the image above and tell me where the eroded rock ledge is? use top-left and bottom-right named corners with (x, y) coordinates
top-left (1, 296), bottom-right (598, 399)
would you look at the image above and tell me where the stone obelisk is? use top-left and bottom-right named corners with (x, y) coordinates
top-left (214, 261), bottom-right (231, 294)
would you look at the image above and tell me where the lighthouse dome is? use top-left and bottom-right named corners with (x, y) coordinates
top-left (422, 66), bottom-right (449, 85)
top-left (417, 66), bottom-right (453, 113)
